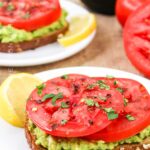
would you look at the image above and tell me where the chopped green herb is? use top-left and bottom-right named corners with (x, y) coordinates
top-left (95, 102), bottom-right (100, 108)
top-left (123, 98), bottom-right (128, 106)
top-left (116, 87), bottom-right (124, 94)
top-left (104, 108), bottom-right (118, 120)
top-left (114, 80), bottom-right (117, 86)
top-left (42, 93), bottom-right (55, 102)
top-left (83, 98), bottom-right (100, 107)
top-left (61, 74), bottom-right (69, 80)
top-left (7, 4), bottom-right (15, 11)
top-left (61, 119), bottom-right (68, 125)
top-left (85, 99), bottom-right (95, 106)
top-left (42, 93), bottom-right (63, 105)
top-left (87, 84), bottom-right (96, 89)
top-left (126, 114), bottom-right (135, 121)
top-left (51, 93), bottom-right (63, 105)
top-left (99, 96), bottom-right (107, 101)
top-left (0, 2), bottom-right (3, 7)
top-left (36, 83), bottom-right (45, 95)
top-left (61, 102), bottom-right (69, 108)
top-left (97, 80), bottom-right (104, 84)
top-left (97, 80), bottom-right (110, 90)
top-left (106, 75), bottom-right (114, 79)
top-left (23, 12), bottom-right (30, 19)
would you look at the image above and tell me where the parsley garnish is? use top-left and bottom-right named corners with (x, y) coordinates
top-left (123, 98), bottom-right (128, 106)
top-left (106, 75), bottom-right (114, 79)
top-left (23, 12), bottom-right (30, 19)
top-left (85, 99), bottom-right (95, 106)
top-left (84, 98), bottom-right (99, 107)
top-left (36, 83), bottom-right (45, 95)
top-left (61, 119), bottom-right (68, 125)
top-left (126, 114), bottom-right (135, 121)
top-left (61, 102), bottom-right (69, 108)
top-left (7, 4), bottom-right (15, 11)
top-left (116, 87), bottom-right (124, 94)
top-left (99, 96), bottom-right (107, 101)
top-left (42, 93), bottom-right (55, 101)
top-left (113, 80), bottom-right (117, 86)
top-left (95, 102), bottom-right (100, 107)
top-left (87, 84), bottom-right (96, 89)
top-left (0, 2), bottom-right (3, 7)
top-left (104, 108), bottom-right (118, 120)
top-left (42, 93), bottom-right (63, 105)
top-left (97, 80), bottom-right (110, 90)
top-left (61, 74), bottom-right (69, 80)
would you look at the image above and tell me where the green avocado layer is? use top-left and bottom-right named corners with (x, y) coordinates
top-left (28, 120), bottom-right (150, 150)
top-left (0, 10), bottom-right (68, 43)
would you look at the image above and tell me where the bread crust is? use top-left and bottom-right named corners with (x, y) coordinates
top-left (25, 121), bottom-right (150, 150)
top-left (25, 121), bottom-right (46, 150)
top-left (0, 24), bottom-right (68, 53)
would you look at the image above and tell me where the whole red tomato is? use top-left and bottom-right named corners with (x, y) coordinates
top-left (116, 0), bottom-right (147, 26)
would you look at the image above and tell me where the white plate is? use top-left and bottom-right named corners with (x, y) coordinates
top-left (0, 0), bottom-right (96, 67)
top-left (0, 67), bottom-right (150, 150)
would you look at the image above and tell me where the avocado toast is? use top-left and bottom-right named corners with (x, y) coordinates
top-left (25, 74), bottom-right (150, 150)
top-left (25, 120), bottom-right (150, 150)
top-left (0, 0), bottom-right (68, 53)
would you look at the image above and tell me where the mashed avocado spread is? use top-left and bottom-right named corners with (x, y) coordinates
top-left (28, 120), bottom-right (150, 150)
top-left (0, 10), bottom-right (68, 43)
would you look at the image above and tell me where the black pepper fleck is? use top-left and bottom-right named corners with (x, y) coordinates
top-left (51, 124), bottom-right (58, 130)
top-left (88, 120), bottom-right (94, 125)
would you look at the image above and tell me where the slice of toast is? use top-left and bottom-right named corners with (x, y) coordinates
top-left (0, 24), bottom-right (69, 53)
top-left (25, 120), bottom-right (150, 150)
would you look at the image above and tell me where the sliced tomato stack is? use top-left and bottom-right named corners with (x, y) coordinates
top-left (0, 0), bottom-right (61, 31)
top-left (85, 77), bottom-right (150, 142)
top-left (26, 74), bottom-right (150, 142)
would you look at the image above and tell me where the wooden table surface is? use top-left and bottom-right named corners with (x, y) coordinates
top-left (0, 0), bottom-right (140, 84)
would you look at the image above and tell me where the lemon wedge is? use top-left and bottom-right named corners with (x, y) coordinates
top-left (0, 73), bottom-right (41, 127)
top-left (58, 13), bottom-right (96, 47)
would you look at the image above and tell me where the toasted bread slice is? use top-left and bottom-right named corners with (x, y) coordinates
top-left (25, 120), bottom-right (150, 150)
top-left (0, 24), bottom-right (68, 53)
top-left (25, 123), bottom-right (46, 150)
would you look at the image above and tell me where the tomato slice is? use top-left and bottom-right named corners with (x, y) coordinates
top-left (82, 89), bottom-right (124, 114)
top-left (116, 0), bottom-right (147, 26)
top-left (47, 74), bottom-right (92, 95)
top-left (0, 0), bottom-right (61, 31)
top-left (85, 78), bottom-right (150, 142)
top-left (47, 74), bottom-right (88, 85)
top-left (26, 76), bottom-right (124, 137)
top-left (124, 1), bottom-right (150, 77)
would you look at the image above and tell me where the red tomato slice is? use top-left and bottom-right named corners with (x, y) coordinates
top-left (48, 74), bottom-right (89, 85)
top-left (124, 1), bottom-right (150, 77)
top-left (0, 0), bottom-right (61, 31)
top-left (47, 74), bottom-right (92, 95)
top-left (116, 0), bottom-right (147, 26)
top-left (85, 78), bottom-right (150, 142)
top-left (26, 76), bottom-right (124, 138)
top-left (82, 89), bottom-right (124, 114)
